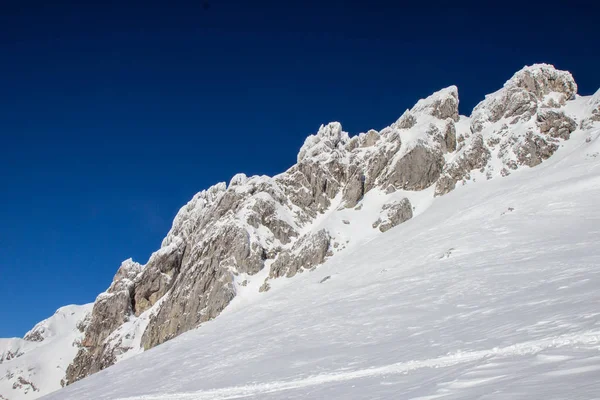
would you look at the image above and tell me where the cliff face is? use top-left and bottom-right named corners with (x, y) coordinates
top-left (59, 64), bottom-right (598, 385)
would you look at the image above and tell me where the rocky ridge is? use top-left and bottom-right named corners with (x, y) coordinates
top-left (64, 64), bottom-right (599, 386)
top-left (2, 64), bottom-right (597, 399)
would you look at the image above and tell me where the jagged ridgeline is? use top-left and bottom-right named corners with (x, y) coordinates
top-left (64, 64), bottom-right (599, 384)
top-left (7, 64), bottom-right (595, 394)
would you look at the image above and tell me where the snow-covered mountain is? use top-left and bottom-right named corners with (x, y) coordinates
top-left (0, 305), bottom-right (92, 399)
top-left (2, 63), bottom-right (599, 400)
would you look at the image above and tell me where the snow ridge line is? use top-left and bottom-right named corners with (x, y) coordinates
top-left (118, 330), bottom-right (600, 400)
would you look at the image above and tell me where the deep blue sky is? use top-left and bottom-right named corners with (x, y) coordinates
top-left (1, 0), bottom-right (598, 337)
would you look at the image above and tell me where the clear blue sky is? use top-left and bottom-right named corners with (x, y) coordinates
top-left (1, 0), bottom-right (598, 337)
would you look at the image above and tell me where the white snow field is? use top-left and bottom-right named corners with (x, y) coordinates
top-left (42, 126), bottom-right (600, 399)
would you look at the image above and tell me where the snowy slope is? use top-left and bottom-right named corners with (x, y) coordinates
top-left (43, 124), bottom-right (600, 399)
top-left (0, 304), bottom-right (92, 400)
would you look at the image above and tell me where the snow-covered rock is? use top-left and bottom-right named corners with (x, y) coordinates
top-left (372, 198), bottom-right (413, 232)
top-left (396, 85), bottom-right (460, 124)
top-left (0, 304), bottom-right (92, 400)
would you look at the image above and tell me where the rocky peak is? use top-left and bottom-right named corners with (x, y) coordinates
top-left (317, 121), bottom-right (344, 141)
top-left (228, 173), bottom-right (248, 188)
top-left (394, 86), bottom-right (459, 134)
top-left (409, 85), bottom-right (460, 122)
top-left (509, 63), bottom-right (577, 102)
top-left (108, 259), bottom-right (143, 293)
top-left (297, 122), bottom-right (349, 163)
top-left (471, 64), bottom-right (578, 133)
top-left (161, 182), bottom-right (227, 247)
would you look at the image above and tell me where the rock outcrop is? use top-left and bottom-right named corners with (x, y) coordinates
top-left (269, 229), bottom-right (332, 279)
top-left (386, 144), bottom-right (445, 190)
top-left (435, 134), bottom-right (491, 196)
top-left (537, 110), bottom-right (577, 140)
top-left (471, 64), bottom-right (577, 132)
top-left (65, 259), bottom-right (142, 384)
top-left (372, 198), bottom-right (413, 233)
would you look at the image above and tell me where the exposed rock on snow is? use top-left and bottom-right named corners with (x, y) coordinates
top-left (471, 64), bottom-right (577, 132)
top-left (402, 86), bottom-right (460, 123)
top-left (537, 110), bottom-right (577, 140)
top-left (516, 132), bottom-right (560, 168)
top-left (579, 89), bottom-right (600, 130)
top-left (341, 165), bottom-right (365, 208)
top-left (269, 229), bottom-right (332, 278)
top-left (297, 122), bottom-right (348, 163)
top-left (372, 198), bottom-right (413, 233)
top-left (386, 144), bottom-right (445, 190)
top-left (443, 120), bottom-right (457, 153)
top-left (133, 245), bottom-right (183, 316)
top-left (66, 259), bottom-right (142, 384)
top-left (435, 134), bottom-right (491, 196)
top-left (396, 111), bottom-right (417, 129)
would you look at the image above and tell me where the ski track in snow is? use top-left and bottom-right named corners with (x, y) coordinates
top-left (119, 331), bottom-right (600, 400)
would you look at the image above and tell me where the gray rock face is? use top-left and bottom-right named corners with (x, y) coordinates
top-left (135, 155), bottom-right (351, 351)
top-left (435, 135), bottom-right (491, 196)
top-left (23, 330), bottom-right (44, 343)
top-left (386, 145), bottom-right (445, 190)
top-left (359, 129), bottom-right (380, 147)
top-left (408, 86), bottom-right (460, 122)
top-left (246, 198), bottom-right (298, 244)
top-left (396, 111), bottom-right (417, 129)
top-left (141, 221), bottom-right (268, 350)
top-left (516, 132), bottom-right (559, 167)
top-left (511, 65), bottom-right (577, 102)
top-left (373, 198), bottom-right (413, 233)
top-left (269, 230), bottom-right (331, 279)
top-left (471, 64), bottom-right (577, 132)
top-left (133, 243), bottom-right (185, 316)
top-left (537, 110), bottom-right (577, 140)
top-left (444, 120), bottom-right (457, 153)
top-left (342, 166), bottom-right (365, 208)
top-left (437, 64), bottom-right (582, 198)
top-left (579, 91), bottom-right (600, 130)
top-left (363, 142), bottom-right (400, 192)
top-left (295, 160), bottom-right (345, 211)
top-left (427, 120), bottom-right (457, 154)
top-left (297, 122), bottom-right (347, 163)
top-left (431, 92), bottom-right (460, 122)
top-left (65, 260), bottom-right (142, 384)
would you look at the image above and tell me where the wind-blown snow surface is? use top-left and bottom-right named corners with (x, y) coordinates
top-left (43, 126), bottom-right (600, 399)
